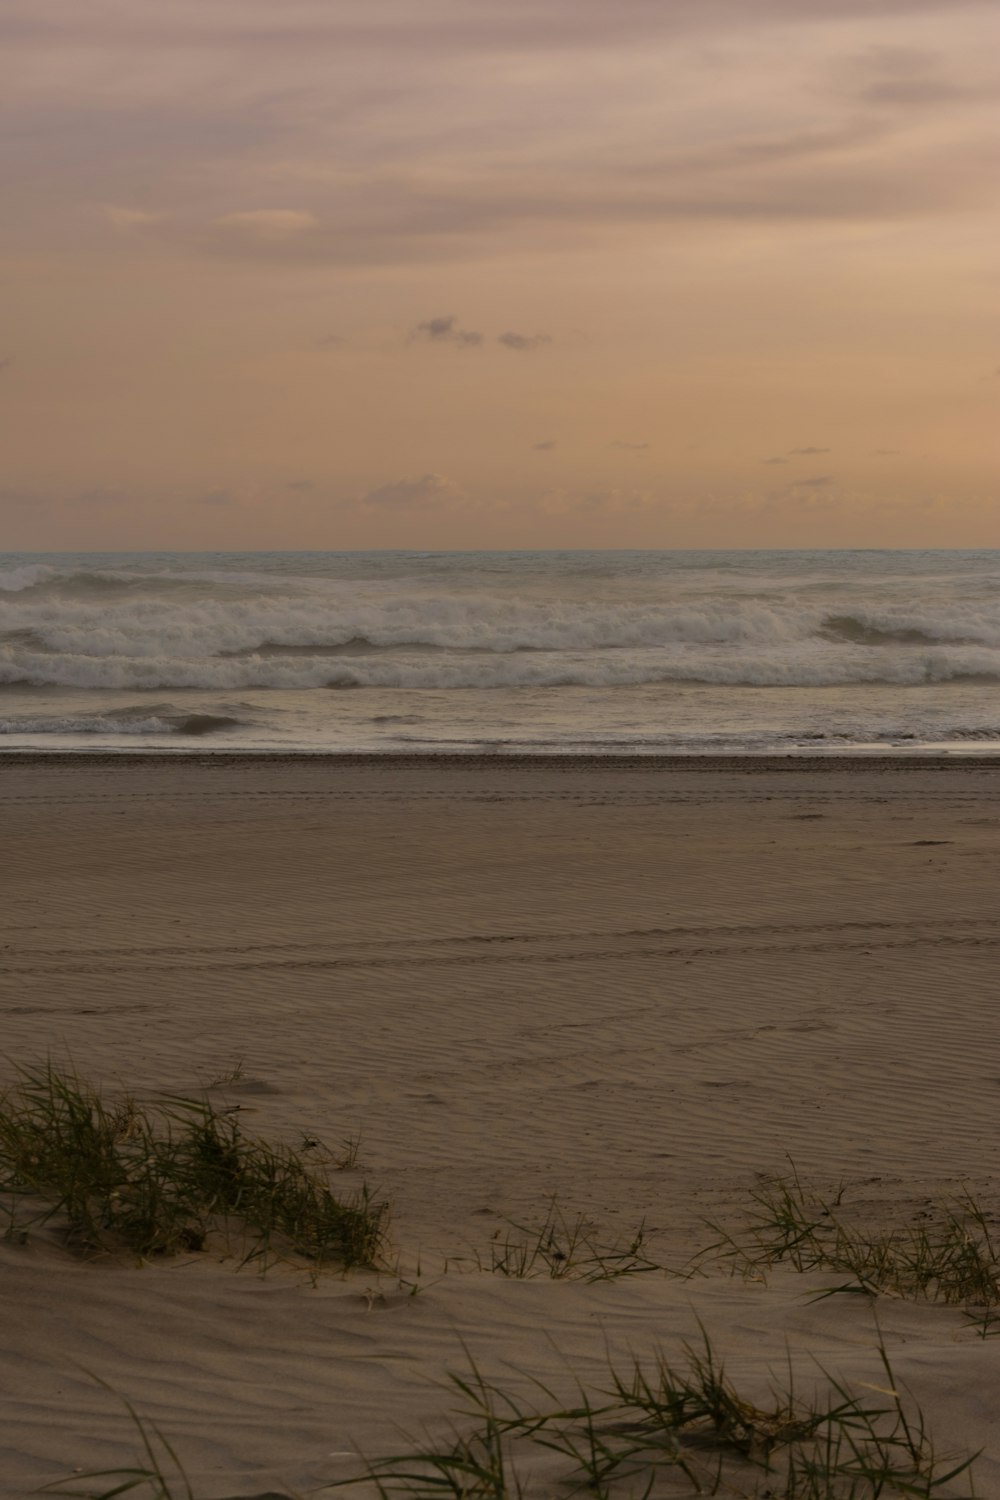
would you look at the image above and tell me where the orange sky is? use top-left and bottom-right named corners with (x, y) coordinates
top-left (1, 0), bottom-right (998, 550)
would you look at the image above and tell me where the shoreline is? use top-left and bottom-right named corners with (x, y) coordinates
top-left (5, 748), bottom-right (1000, 771)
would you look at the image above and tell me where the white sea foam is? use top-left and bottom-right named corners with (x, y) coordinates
top-left (0, 709), bottom-right (243, 736)
top-left (5, 580), bottom-right (1000, 660)
top-left (3, 641), bottom-right (1000, 690)
top-left (3, 550), bottom-right (1000, 751)
top-left (0, 563), bottom-right (58, 593)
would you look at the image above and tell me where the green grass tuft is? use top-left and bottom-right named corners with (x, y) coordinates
top-left (335, 1329), bottom-right (979, 1498)
top-left (697, 1167), bottom-right (1000, 1330)
top-left (0, 1062), bottom-right (387, 1270)
top-left (477, 1200), bottom-right (662, 1283)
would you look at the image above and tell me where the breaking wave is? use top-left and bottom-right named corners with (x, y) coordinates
top-left (0, 707), bottom-right (243, 736)
top-left (5, 567), bottom-right (1000, 665)
top-left (3, 555), bottom-right (1000, 759)
top-left (3, 644), bottom-right (1000, 691)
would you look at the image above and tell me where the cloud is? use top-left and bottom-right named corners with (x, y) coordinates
top-left (612, 440), bottom-right (649, 451)
top-left (788, 446), bottom-right (831, 455)
top-left (497, 331), bottom-right (551, 351)
top-left (0, 358), bottom-right (11, 372)
top-left (412, 315), bottom-right (483, 348)
top-left (81, 99), bottom-right (997, 271)
top-left (791, 474), bottom-right (834, 487)
top-left (860, 76), bottom-right (964, 106)
top-left (534, 440), bottom-right (557, 450)
top-left (5, 0), bottom-right (998, 278)
top-left (362, 472), bottom-right (466, 508)
top-left (871, 448), bottom-right (900, 455)
top-left (761, 457), bottom-right (787, 465)
top-left (846, 46), bottom-right (968, 108)
top-left (286, 479), bottom-right (314, 491)
top-left (4, 2), bottom-right (992, 57)
top-left (213, 209), bottom-right (318, 241)
top-left (410, 323), bottom-right (551, 352)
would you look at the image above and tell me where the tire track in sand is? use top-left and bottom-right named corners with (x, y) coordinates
top-left (1, 915), bottom-right (998, 978)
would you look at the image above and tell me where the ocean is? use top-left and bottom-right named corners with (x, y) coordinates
top-left (3, 549), bottom-right (1000, 755)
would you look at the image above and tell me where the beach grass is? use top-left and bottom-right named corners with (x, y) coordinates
top-left (477, 1180), bottom-right (1000, 1324)
top-left (0, 1062), bottom-right (387, 1269)
top-left (696, 1168), bottom-right (1000, 1329)
top-left (476, 1199), bottom-right (661, 1283)
top-left (5, 1087), bottom-right (990, 1498)
top-left (331, 1328), bottom-right (980, 1499)
top-left (54, 1330), bottom-right (979, 1499)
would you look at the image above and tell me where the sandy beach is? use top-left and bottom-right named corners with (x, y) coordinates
top-left (3, 755), bottom-right (1000, 1497)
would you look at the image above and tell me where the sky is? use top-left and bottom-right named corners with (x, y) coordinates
top-left (1, 0), bottom-right (998, 550)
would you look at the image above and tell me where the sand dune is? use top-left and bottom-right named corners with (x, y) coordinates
top-left (2, 756), bottom-right (1000, 1496)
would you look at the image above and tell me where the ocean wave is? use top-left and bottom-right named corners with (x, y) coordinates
top-left (6, 588), bottom-right (1000, 660)
top-left (0, 563), bottom-right (58, 593)
top-left (5, 560), bottom-right (1000, 707)
top-left (0, 708), bottom-right (243, 736)
top-left (0, 594), bottom-right (807, 655)
top-left (818, 615), bottom-right (979, 647)
top-left (4, 644), bottom-right (1000, 691)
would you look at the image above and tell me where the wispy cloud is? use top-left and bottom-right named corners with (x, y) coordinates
top-left (411, 316), bottom-right (483, 348)
top-left (788, 446), bottom-right (831, 455)
top-left (5, 2), bottom-right (991, 275)
top-left (362, 472), bottom-right (466, 507)
top-left (845, 45), bottom-right (970, 107)
top-left (497, 331), bottom-right (551, 351)
top-left (7, 0), bottom-right (994, 273)
top-left (193, 488), bottom-right (238, 507)
top-left (4, 1), bottom-right (992, 55)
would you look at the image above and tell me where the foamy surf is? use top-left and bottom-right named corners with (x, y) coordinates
top-left (2, 548), bottom-right (1000, 752)
top-left (0, 708), bottom-right (245, 737)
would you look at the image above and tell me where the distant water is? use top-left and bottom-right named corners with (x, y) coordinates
top-left (4, 549), bottom-right (1000, 754)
